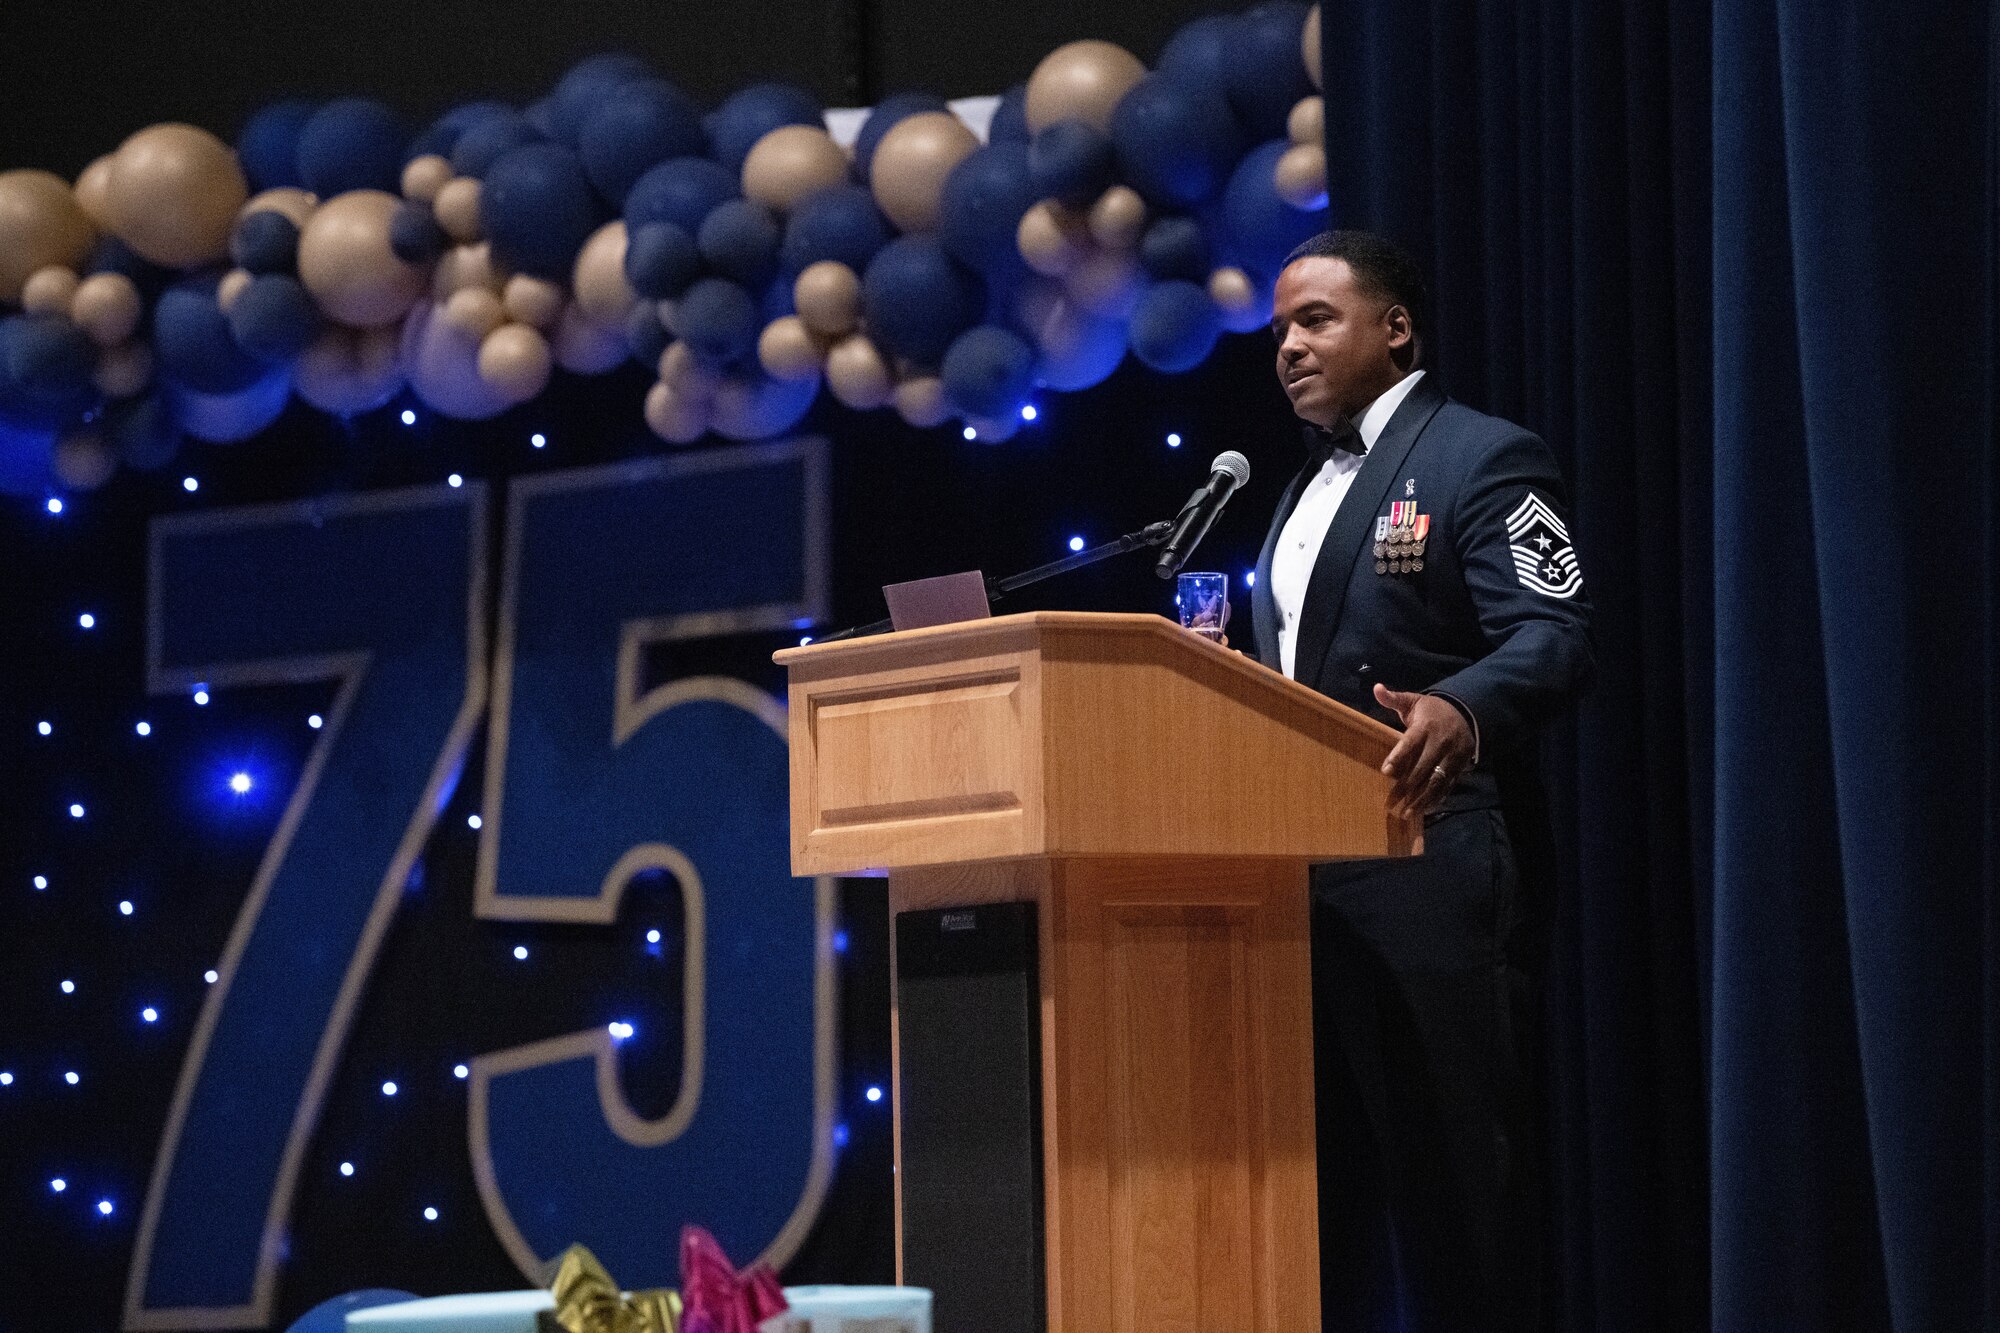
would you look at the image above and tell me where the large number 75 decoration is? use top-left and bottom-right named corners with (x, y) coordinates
top-left (124, 440), bottom-right (833, 1330)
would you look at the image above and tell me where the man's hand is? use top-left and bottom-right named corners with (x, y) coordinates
top-left (1373, 683), bottom-right (1474, 820)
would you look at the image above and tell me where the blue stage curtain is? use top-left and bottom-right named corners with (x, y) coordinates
top-left (1320, 2), bottom-right (1996, 1329)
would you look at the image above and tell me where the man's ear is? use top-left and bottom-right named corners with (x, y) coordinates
top-left (1384, 303), bottom-right (1413, 348)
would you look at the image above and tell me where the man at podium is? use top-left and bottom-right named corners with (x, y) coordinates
top-left (1249, 230), bottom-right (1594, 1331)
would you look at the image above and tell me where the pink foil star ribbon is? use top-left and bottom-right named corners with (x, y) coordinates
top-left (677, 1226), bottom-right (788, 1333)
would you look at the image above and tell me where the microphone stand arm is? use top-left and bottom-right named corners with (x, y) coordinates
top-left (811, 519), bottom-right (1178, 644)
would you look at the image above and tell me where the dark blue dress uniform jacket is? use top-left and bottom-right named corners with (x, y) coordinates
top-left (1250, 374), bottom-right (1594, 812)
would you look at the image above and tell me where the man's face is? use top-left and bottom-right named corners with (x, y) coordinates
top-left (1271, 256), bottom-right (1412, 428)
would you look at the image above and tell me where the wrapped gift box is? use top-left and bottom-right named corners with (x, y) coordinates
top-left (761, 1286), bottom-right (932, 1333)
top-left (347, 1290), bottom-right (553, 1333)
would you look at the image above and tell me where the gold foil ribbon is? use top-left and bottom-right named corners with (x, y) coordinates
top-left (544, 1243), bottom-right (682, 1333)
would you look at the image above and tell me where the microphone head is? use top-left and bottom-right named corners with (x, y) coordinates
top-left (1211, 450), bottom-right (1251, 487)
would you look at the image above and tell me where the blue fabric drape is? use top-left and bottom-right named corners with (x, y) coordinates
top-left (1320, 2), bottom-right (1996, 1328)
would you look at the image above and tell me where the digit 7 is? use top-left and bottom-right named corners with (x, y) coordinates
top-left (124, 486), bottom-right (487, 1329)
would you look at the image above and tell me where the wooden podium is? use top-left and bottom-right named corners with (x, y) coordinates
top-left (774, 612), bottom-right (1417, 1332)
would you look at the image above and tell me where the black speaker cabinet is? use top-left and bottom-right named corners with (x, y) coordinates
top-left (894, 901), bottom-right (1046, 1333)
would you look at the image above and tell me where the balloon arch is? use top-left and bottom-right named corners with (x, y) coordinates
top-left (0, 3), bottom-right (1328, 498)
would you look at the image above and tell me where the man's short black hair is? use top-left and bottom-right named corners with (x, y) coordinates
top-left (1281, 230), bottom-right (1429, 344)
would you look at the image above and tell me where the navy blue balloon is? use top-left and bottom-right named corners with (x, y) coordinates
top-left (1, 316), bottom-right (94, 404)
top-left (580, 79), bottom-right (707, 204)
top-left (760, 272), bottom-right (797, 322)
top-left (231, 210), bottom-right (301, 274)
top-left (480, 143), bottom-right (606, 279)
top-left (705, 83), bottom-right (822, 173)
top-left (407, 100), bottom-right (514, 161)
top-left (1139, 214), bottom-right (1211, 280)
top-left (989, 83), bottom-right (1031, 145)
top-left (282, 1289), bottom-right (419, 1333)
top-left (550, 53), bottom-right (657, 146)
top-left (154, 282), bottom-right (266, 395)
top-left (1, 315), bottom-right (96, 412)
top-left (1221, 138), bottom-right (1328, 277)
top-left (449, 112), bottom-right (544, 179)
top-left (237, 100), bottom-right (316, 191)
top-left (853, 93), bottom-right (949, 179)
top-left (698, 199), bottom-right (781, 289)
top-left (1110, 75), bottom-right (1244, 209)
top-left (525, 98), bottom-right (560, 139)
top-left (1131, 279), bottom-right (1223, 373)
top-left (108, 394), bottom-right (181, 470)
top-left (625, 301), bottom-right (670, 366)
top-left (389, 202), bottom-right (449, 264)
top-left (296, 98), bottom-right (405, 196)
top-left (1030, 120), bottom-right (1118, 208)
top-left (861, 235), bottom-right (984, 368)
top-left (672, 278), bottom-right (760, 367)
top-left (624, 157), bottom-right (738, 233)
top-left (624, 221), bottom-right (702, 299)
top-left (228, 274), bottom-right (322, 362)
top-left (937, 142), bottom-right (1039, 273)
top-left (1157, 15), bottom-right (1238, 92)
top-left (0, 417), bottom-right (55, 495)
top-left (779, 184), bottom-right (891, 272)
top-left (940, 324), bottom-right (1036, 418)
top-left (1225, 2), bottom-right (1315, 140)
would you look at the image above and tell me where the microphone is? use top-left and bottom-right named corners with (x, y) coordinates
top-left (1153, 451), bottom-right (1251, 578)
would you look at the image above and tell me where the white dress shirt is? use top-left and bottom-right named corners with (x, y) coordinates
top-left (1271, 370), bottom-right (1427, 679)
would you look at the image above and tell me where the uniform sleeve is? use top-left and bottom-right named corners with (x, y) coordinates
top-left (1424, 429), bottom-right (1594, 759)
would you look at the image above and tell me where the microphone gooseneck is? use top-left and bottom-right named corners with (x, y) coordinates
top-left (1153, 451), bottom-right (1251, 579)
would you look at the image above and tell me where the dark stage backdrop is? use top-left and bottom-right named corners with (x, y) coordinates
top-left (1323, 0), bottom-right (1998, 1330)
top-left (4, 3), bottom-right (1996, 1333)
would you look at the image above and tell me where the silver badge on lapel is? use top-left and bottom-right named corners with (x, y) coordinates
top-left (1506, 492), bottom-right (1583, 598)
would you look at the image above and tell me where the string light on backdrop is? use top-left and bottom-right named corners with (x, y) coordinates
top-left (0, 2), bottom-right (1326, 500)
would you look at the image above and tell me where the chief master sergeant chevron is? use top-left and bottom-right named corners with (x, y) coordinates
top-left (1248, 229), bottom-right (1592, 1332)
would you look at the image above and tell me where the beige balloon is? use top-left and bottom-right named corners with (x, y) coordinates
top-left (552, 304), bottom-right (628, 374)
top-left (571, 220), bottom-right (634, 326)
top-left (74, 156), bottom-right (117, 228)
top-left (870, 111), bottom-right (979, 233)
top-left (104, 124), bottom-right (246, 268)
top-left (73, 272), bottom-right (143, 348)
top-left (402, 154), bottom-right (453, 204)
top-left (1024, 40), bottom-right (1148, 134)
top-left (294, 324), bottom-right (406, 416)
top-left (243, 187), bottom-right (318, 228)
top-left (1209, 265), bottom-right (1256, 313)
top-left (22, 265), bottom-right (80, 316)
top-left (1017, 201), bottom-right (1089, 277)
top-left (1302, 5), bottom-right (1323, 89)
top-left (0, 169), bottom-right (96, 303)
top-left (758, 315), bottom-right (825, 382)
top-left (644, 379), bottom-right (709, 444)
top-left (658, 339), bottom-right (722, 403)
top-left (432, 241), bottom-right (502, 301)
top-left (502, 274), bottom-right (564, 329)
top-left (1274, 143), bottom-right (1328, 209)
top-left (1087, 185), bottom-right (1147, 251)
top-left (1209, 265), bottom-right (1272, 333)
top-left (441, 286), bottom-right (507, 339)
top-left (54, 433), bottom-right (118, 490)
top-left (298, 190), bottom-right (427, 327)
top-left (893, 375), bottom-right (950, 429)
top-left (744, 124), bottom-right (851, 213)
top-left (477, 322), bottom-right (553, 402)
top-left (93, 341), bottom-right (153, 398)
top-left (217, 267), bottom-right (253, 314)
top-left (1064, 248), bottom-right (1142, 318)
top-left (792, 261), bottom-right (861, 338)
top-left (1289, 95), bottom-right (1325, 147)
top-left (825, 333), bottom-right (892, 410)
top-left (433, 177), bottom-right (484, 243)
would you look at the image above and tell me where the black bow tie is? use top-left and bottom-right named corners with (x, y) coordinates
top-left (1303, 418), bottom-right (1367, 465)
